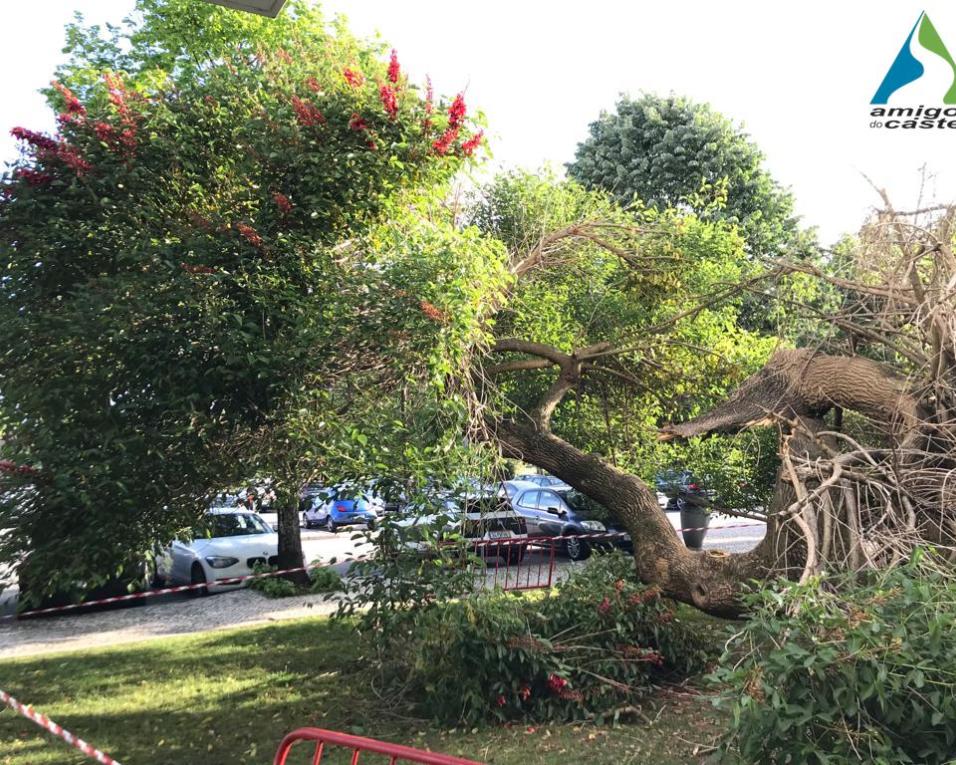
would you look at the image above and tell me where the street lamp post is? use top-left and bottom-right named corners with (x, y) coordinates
top-left (204, 0), bottom-right (288, 18)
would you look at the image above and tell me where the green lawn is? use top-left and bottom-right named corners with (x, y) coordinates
top-left (0, 616), bottom-right (725, 765)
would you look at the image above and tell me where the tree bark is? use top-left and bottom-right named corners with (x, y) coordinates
top-left (487, 344), bottom-right (929, 615)
top-left (495, 417), bottom-right (773, 616)
top-left (275, 500), bottom-right (308, 585)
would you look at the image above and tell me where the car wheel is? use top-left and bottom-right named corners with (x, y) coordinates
top-left (563, 536), bottom-right (591, 562)
top-left (189, 562), bottom-right (209, 597)
top-left (325, 517), bottom-right (337, 533)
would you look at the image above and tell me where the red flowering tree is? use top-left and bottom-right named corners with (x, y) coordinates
top-left (0, 0), bottom-right (495, 603)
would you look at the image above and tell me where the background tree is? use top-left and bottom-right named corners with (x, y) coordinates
top-left (567, 94), bottom-right (800, 257)
top-left (0, 0), bottom-right (494, 602)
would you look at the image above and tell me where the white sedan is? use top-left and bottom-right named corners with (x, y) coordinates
top-left (156, 508), bottom-right (278, 594)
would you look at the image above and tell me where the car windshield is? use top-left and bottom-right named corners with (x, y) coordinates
top-left (206, 513), bottom-right (272, 537)
top-left (558, 490), bottom-right (611, 522)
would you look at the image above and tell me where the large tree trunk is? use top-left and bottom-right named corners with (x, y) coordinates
top-left (488, 343), bottom-right (934, 616)
top-left (496, 418), bottom-right (774, 616)
top-left (275, 499), bottom-right (308, 585)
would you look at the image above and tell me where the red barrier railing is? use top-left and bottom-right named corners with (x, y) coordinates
top-left (466, 536), bottom-right (556, 591)
top-left (273, 727), bottom-right (484, 765)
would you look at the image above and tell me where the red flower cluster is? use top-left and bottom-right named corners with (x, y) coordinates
top-left (448, 92), bottom-right (467, 128)
top-left (432, 93), bottom-right (468, 155)
top-left (52, 80), bottom-right (85, 116)
top-left (518, 684), bottom-right (532, 701)
top-left (379, 84), bottom-right (399, 120)
top-left (13, 168), bottom-right (52, 187)
top-left (57, 145), bottom-right (92, 175)
top-left (348, 113), bottom-right (369, 132)
top-left (546, 674), bottom-right (568, 694)
top-left (236, 222), bottom-right (263, 248)
top-left (388, 49), bottom-right (401, 84)
top-left (273, 192), bottom-right (293, 214)
top-left (495, 694), bottom-right (506, 708)
top-left (10, 127), bottom-right (58, 152)
top-left (180, 263), bottom-right (216, 275)
top-left (461, 130), bottom-right (484, 157)
top-left (0, 460), bottom-right (39, 476)
top-left (343, 68), bottom-right (364, 88)
top-left (93, 121), bottom-right (116, 143)
top-left (431, 125), bottom-right (459, 155)
top-left (419, 299), bottom-right (447, 323)
top-left (103, 73), bottom-right (140, 156)
top-left (614, 579), bottom-right (626, 593)
top-left (11, 126), bottom-right (91, 176)
top-left (597, 596), bottom-right (612, 615)
top-left (292, 96), bottom-right (326, 127)
top-left (305, 76), bottom-right (321, 93)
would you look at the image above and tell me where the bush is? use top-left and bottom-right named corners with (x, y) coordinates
top-left (382, 551), bottom-right (714, 724)
top-left (249, 561), bottom-right (344, 598)
top-left (711, 550), bottom-right (956, 764)
top-left (248, 564), bottom-right (299, 598)
top-left (309, 565), bottom-right (343, 594)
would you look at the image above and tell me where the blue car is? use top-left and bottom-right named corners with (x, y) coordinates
top-left (303, 485), bottom-right (379, 532)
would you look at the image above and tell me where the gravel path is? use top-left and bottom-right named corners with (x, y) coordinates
top-left (0, 588), bottom-right (340, 660)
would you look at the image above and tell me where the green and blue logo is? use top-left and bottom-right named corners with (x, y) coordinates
top-left (872, 11), bottom-right (956, 104)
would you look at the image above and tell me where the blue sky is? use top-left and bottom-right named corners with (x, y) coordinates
top-left (2, 1), bottom-right (954, 244)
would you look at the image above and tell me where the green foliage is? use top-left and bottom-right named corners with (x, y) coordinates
top-left (473, 170), bottom-right (779, 502)
top-left (373, 552), bottom-right (714, 725)
top-left (0, 0), bottom-right (497, 604)
top-left (335, 510), bottom-right (486, 635)
top-left (248, 564), bottom-right (299, 598)
top-left (711, 552), bottom-right (956, 764)
top-left (309, 564), bottom-right (343, 594)
top-left (567, 94), bottom-right (799, 255)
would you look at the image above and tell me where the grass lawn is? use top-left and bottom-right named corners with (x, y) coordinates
top-left (0, 615), bottom-right (727, 765)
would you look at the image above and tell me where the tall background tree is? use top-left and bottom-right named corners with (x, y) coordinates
top-left (567, 94), bottom-right (800, 257)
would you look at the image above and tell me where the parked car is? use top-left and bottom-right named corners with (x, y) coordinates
top-left (155, 508), bottom-right (278, 595)
top-left (303, 484), bottom-right (380, 532)
top-left (514, 473), bottom-right (571, 490)
top-left (655, 470), bottom-right (713, 511)
top-left (509, 482), bottom-right (630, 561)
top-left (394, 492), bottom-right (528, 564)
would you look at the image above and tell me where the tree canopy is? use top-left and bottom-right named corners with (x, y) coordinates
top-left (567, 94), bottom-right (799, 256)
top-left (0, 0), bottom-right (498, 601)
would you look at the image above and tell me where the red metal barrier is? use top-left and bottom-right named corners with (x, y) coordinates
top-left (273, 727), bottom-right (484, 765)
top-left (467, 536), bottom-right (556, 592)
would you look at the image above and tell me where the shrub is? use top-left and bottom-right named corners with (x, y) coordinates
top-left (711, 550), bottom-right (956, 764)
top-left (384, 551), bottom-right (714, 724)
top-left (309, 565), bottom-right (343, 594)
top-left (248, 564), bottom-right (300, 598)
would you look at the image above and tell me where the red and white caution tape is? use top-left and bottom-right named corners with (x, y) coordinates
top-left (0, 688), bottom-right (123, 765)
top-left (3, 521), bottom-right (765, 620)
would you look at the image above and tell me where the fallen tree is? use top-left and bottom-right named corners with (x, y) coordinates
top-left (478, 184), bottom-right (956, 616)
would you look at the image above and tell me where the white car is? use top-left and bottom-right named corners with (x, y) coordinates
top-left (156, 508), bottom-right (278, 593)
